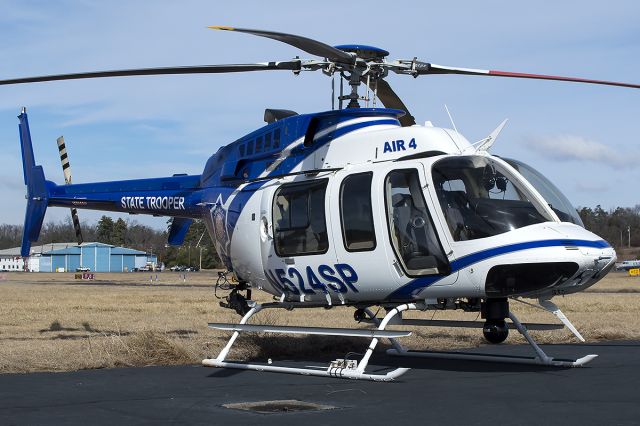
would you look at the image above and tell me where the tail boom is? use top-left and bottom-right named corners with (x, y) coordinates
top-left (47, 175), bottom-right (205, 218)
top-left (18, 109), bottom-right (205, 256)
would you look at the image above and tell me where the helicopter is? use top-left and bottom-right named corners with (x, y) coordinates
top-left (5, 27), bottom-right (638, 381)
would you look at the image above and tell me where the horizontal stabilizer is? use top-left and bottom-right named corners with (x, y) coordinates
top-left (168, 217), bottom-right (193, 246)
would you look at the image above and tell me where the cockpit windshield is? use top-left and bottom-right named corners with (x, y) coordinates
top-left (504, 158), bottom-right (584, 227)
top-left (432, 156), bottom-right (553, 241)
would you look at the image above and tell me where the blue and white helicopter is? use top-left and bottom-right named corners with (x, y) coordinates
top-left (5, 27), bottom-right (638, 381)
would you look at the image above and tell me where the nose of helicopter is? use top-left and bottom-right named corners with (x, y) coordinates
top-left (551, 223), bottom-right (616, 295)
top-left (481, 223), bottom-right (616, 299)
top-left (550, 225), bottom-right (617, 296)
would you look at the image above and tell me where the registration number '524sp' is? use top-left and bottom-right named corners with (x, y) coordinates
top-left (265, 264), bottom-right (359, 295)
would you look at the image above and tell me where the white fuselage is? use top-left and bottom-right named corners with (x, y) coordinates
top-left (210, 119), bottom-right (615, 305)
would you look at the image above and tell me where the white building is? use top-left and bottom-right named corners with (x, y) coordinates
top-left (0, 243), bottom-right (78, 272)
top-left (0, 251), bottom-right (25, 271)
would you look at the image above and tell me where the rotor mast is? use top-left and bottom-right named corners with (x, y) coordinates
top-left (331, 45), bottom-right (390, 109)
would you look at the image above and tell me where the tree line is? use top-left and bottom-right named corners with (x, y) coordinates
top-left (0, 217), bottom-right (224, 269)
top-left (578, 205), bottom-right (640, 249)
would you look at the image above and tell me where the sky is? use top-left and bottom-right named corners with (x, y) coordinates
top-left (1, 0), bottom-right (639, 229)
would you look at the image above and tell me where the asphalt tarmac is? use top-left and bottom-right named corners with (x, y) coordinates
top-left (1, 341), bottom-right (639, 425)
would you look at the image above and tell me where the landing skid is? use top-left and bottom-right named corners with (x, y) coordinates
top-left (203, 303), bottom-right (598, 381)
top-left (387, 312), bottom-right (597, 367)
top-left (203, 303), bottom-right (415, 381)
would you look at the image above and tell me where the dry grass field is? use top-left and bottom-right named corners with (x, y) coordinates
top-left (0, 270), bottom-right (638, 374)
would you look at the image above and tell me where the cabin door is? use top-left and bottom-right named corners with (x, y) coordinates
top-left (259, 177), bottom-right (341, 302)
top-left (327, 170), bottom-right (398, 300)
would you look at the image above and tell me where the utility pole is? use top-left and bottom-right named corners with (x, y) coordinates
top-left (629, 225), bottom-right (631, 248)
top-left (195, 230), bottom-right (206, 271)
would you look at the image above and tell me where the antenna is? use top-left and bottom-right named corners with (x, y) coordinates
top-left (331, 75), bottom-right (335, 110)
top-left (365, 74), bottom-right (371, 107)
top-left (372, 79), bottom-right (378, 108)
top-left (339, 73), bottom-right (344, 110)
top-left (444, 104), bottom-right (459, 134)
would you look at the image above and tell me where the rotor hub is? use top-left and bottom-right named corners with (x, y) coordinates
top-left (334, 44), bottom-right (389, 61)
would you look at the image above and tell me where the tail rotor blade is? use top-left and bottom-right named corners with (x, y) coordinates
top-left (69, 207), bottom-right (83, 245)
top-left (57, 136), bottom-right (83, 245)
top-left (56, 136), bottom-right (72, 184)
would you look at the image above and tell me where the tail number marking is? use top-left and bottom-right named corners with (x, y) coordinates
top-left (265, 264), bottom-right (359, 294)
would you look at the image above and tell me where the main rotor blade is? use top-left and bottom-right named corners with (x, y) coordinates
top-left (210, 26), bottom-right (354, 64)
top-left (365, 78), bottom-right (416, 126)
top-left (0, 62), bottom-right (300, 86)
top-left (414, 62), bottom-right (640, 89)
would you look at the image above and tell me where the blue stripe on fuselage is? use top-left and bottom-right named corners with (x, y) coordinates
top-left (223, 118), bottom-right (400, 240)
top-left (385, 238), bottom-right (610, 301)
top-left (266, 118), bottom-right (399, 177)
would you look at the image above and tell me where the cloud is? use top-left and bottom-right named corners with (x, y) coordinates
top-left (524, 134), bottom-right (635, 169)
top-left (574, 181), bottom-right (609, 193)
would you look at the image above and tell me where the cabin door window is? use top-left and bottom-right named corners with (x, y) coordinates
top-left (272, 179), bottom-right (329, 257)
top-left (340, 172), bottom-right (376, 252)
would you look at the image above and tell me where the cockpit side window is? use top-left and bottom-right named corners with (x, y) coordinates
top-left (432, 156), bottom-right (553, 241)
top-left (273, 179), bottom-right (329, 257)
top-left (385, 169), bottom-right (449, 276)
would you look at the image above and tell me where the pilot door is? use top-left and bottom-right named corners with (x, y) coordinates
top-left (259, 177), bottom-right (340, 302)
top-left (379, 165), bottom-right (457, 290)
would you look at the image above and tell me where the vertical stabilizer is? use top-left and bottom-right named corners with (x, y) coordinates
top-left (19, 108), bottom-right (50, 257)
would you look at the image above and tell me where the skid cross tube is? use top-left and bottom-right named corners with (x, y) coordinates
top-left (202, 302), bottom-right (412, 381)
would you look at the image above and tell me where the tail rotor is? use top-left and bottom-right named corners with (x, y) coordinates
top-left (56, 136), bottom-right (83, 245)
